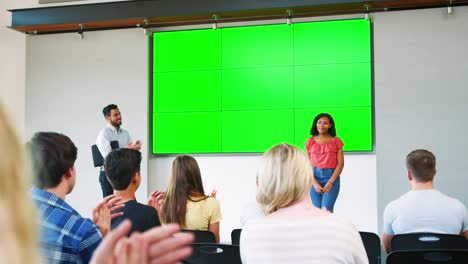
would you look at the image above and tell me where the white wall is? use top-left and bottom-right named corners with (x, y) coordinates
top-left (0, 0), bottom-right (131, 138)
top-left (373, 6), bottom-right (468, 234)
top-left (0, 0), bottom-right (29, 138)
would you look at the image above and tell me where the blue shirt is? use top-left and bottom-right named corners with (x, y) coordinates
top-left (31, 187), bottom-right (102, 264)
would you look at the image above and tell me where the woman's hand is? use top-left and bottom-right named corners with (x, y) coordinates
top-left (147, 190), bottom-right (165, 213)
top-left (210, 189), bottom-right (217, 198)
top-left (313, 184), bottom-right (323, 194)
top-left (323, 181), bottom-right (333, 194)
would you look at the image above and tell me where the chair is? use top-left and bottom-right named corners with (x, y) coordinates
top-left (91, 141), bottom-right (119, 167)
top-left (183, 243), bottom-right (241, 264)
top-left (359, 231), bottom-right (381, 264)
top-left (386, 249), bottom-right (468, 264)
top-left (91, 144), bottom-right (104, 167)
top-left (391, 233), bottom-right (468, 251)
top-left (181, 230), bottom-right (216, 243)
top-left (231, 229), bottom-right (242, 245)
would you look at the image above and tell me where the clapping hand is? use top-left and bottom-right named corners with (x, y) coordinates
top-left (210, 189), bottom-right (217, 198)
top-left (90, 220), bottom-right (194, 264)
top-left (147, 190), bottom-right (165, 213)
top-left (92, 195), bottom-right (125, 236)
top-left (127, 140), bottom-right (142, 151)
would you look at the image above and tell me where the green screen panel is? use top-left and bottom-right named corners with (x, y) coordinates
top-left (294, 107), bottom-right (373, 152)
top-left (153, 29), bottom-right (221, 72)
top-left (295, 63), bottom-right (371, 108)
top-left (294, 19), bottom-right (371, 65)
top-left (152, 112), bottom-right (221, 154)
top-left (222, 67), bottom-right (293, 110)
top-left (222, 110), bottom-right (294, 152)
top-left (153, 70), bottom-right (221, 112)
top-left (222, 24), bottom-right (293, 69)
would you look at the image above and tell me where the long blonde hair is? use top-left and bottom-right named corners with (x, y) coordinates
top-left (0, 104), bottom-right (41, 263)
top-left (162, 155), bottom-right (206, 227)
top-left (256, 143), bottom-right (313, 214)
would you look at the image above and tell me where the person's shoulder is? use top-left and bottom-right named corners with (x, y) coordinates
top-left (333, 136), bottom-right (344, 145)
top-left (205, 196), bottom-right (220, 207)
top-left (437, 191), bottom-right (466, 209)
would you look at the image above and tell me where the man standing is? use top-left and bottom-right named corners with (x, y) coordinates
top-left (28, 132), bottom-right (122, 263)
top-left (96, 104), bottom-right (141, 197)
top-left (382, 149), bottom-right (468, 253)
top-left (105, 148), bottom-right (161, 234)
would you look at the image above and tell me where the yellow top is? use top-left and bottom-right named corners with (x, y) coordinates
top-left (185, 196), bottom-right (222, 230)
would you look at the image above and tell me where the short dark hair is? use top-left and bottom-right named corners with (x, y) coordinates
top-left (102, 104), bottom-right (118, 117)
top-left (105, 148), bottom-right (141, 191)
top-left (310, 113), bottom-right (336, 136)
top-left (406, 149), bottom-right (436, 182)
top-left (27, 132), bottom-right (77, 189)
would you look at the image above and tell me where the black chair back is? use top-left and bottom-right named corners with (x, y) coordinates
top-left (183, 243), bottom-right (241, 264)
top-left (387, 249), bottom-right (468, 264)
top-left (181, 230), bottom-right (216, 243)
top-left (359, 231), bottom-right (381, 264)
top-left (391, 233), bottom-right (468, 251)
top-left (91, 144), bottom-right (104, 167)
top-left (231, 229), bottom-right (242, 245)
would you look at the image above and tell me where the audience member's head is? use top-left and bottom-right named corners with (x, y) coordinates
top-left (256, 143), bottom-right (312, 214)
top-left (0, 104), bottom-right (41, 262)
top-left (105, 148), bottom-right (142, 191)
top-left (163, 155), bottom-right (206, 227)
top-left (406, 149), bottom-right (436, 182)
top-left (27, 132), bottom-right (77, 193)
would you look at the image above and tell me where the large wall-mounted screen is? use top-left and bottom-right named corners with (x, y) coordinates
top-left (152, 19), bottom-right (372, 154)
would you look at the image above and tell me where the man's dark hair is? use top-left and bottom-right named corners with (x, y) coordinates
top-left (102, 104), bottom-right (118, 118)
top-left (105, 148), bottom-right (141, 191)
top-left (406, 149), bottom-right (436, 182)
top-left (27, 132), bottom-right (77, 189)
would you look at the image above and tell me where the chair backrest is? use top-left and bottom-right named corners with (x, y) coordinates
top-left (386, 249), bottom-right (468, 264)
top-left (231, 229), bottom-right (242, 245)
top-left (183, 243), bottom-right (241, 264)
top-left (391, 233), bottom-right (468, 251)
top-left (91, 144), bottom-right (104, 167)
top-left (359, 231), bottom-right (381, 264)
top-left (181, 230), bottom-right (216, 243)
top-left (91, 141), bottom-right (119, 167)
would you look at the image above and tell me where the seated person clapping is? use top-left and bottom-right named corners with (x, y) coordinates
top-left (105, 148), bottom-right (161, 234)
top-left (148, 155), bottom-right (222, 243)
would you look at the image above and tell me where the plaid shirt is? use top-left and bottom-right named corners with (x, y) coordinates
top-left (31, 187), bottom-right (102, 264)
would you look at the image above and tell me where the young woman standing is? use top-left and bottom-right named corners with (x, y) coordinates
top-left (305, 113), bottom-right (344, 212)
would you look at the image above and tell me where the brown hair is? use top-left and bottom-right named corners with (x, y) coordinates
top-left (406, 149), bottom-right (436, 182)
top-left (161, 155), bottom-right (206, 227)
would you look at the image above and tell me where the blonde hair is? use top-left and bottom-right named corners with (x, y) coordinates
top-left (0, 104), bottom-right (41, 263)
top-left (256, 143), bottom-right (313, 214)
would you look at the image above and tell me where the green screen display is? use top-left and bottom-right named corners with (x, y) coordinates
top-left (152, 19), bottom-right (372, 154)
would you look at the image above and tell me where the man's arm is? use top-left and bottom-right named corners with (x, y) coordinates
top-left (382, 232), bottom-right (393, 253)
top-left (96, 130), bottom-right (113, 159)
top-left (80, 223), bottom-right (103, 263)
